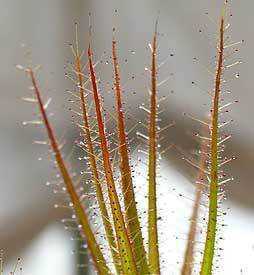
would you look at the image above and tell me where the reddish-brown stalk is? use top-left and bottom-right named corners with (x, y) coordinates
top-left (27, 69), bottom-right (110, 274)
top-left (181, 136), bottom-right (208, 275)
top-left (148, 25), bottom-right (160, 274)
top-left (112, 39), bottom-right (149, 274)
top-left (87, 45), bottom-right (138, 274)
top-left (74, 47), bottom-right (121, 273)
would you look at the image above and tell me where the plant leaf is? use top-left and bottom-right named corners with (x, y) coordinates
top-left (148, 23), bottom-right (160, 274)
top-left (88, 45), bottom-right (138, 274)
top-left (112, 39), bottom-right (149, 274)
top-left (181, 135), bottom-right (208, 275)
top-left (73, 45), bottom-right (121, 273)
top-left (200, 13), bottom-right (225, 275)
top-left (27, 69), bottom-right (110, 275)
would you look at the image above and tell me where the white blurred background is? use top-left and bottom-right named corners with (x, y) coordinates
top-left (0, 0), bottom-right (253, 274)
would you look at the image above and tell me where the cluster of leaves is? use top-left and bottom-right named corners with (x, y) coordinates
top-left (18, 2), bottom-right (240, 274)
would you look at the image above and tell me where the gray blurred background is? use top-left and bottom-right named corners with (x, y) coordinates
top-left (0, 0), bottom-right (253, 274)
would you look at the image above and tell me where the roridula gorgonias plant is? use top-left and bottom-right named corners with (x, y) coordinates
top-left (16, 1), bottom-right (242, 274)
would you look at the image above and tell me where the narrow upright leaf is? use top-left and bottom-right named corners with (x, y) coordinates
top-left (181, 137), bottom-right (208, 275)
top-left (200, 13), bottom-right (225, 275)
top-left (27, 69), bottom-right (110, 274)
top-left (88, 46), bottom-right (138, 274)
top-left (73, 45), bottom-right (120, 273)
top-left (112, 39), bottom-right (149, 274)
top-left (148, 24), bottom-right (160, 274)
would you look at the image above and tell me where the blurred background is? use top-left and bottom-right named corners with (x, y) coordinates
top-left (0, 0), bottom-right (254, 274)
